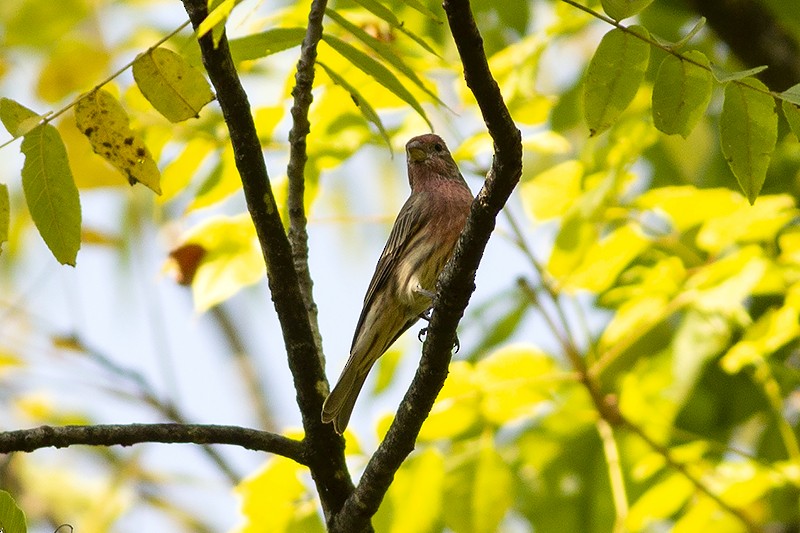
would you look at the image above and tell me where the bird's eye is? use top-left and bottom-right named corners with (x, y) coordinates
top-left (434, 143), bottom-right (443, 152)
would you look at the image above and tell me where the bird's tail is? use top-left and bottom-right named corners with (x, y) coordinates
top-left (322, 360), bottom-right (371, 434)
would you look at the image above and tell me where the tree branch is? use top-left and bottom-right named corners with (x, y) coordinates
top-left (286, 0), bottom-right (327, 355)
top-left (180, 0), bottom-right (354, 517)
top-left (0, 424), bottom-right (306, 465)
top-left (329, 0), bottom-right (522, 530)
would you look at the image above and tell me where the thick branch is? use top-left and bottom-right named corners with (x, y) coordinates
top-left (0, 424), bottom-right (306, 465)
top-left (181, 0), bottom-right (354, 516)
top-left (330, 1), bottom-right (522, 530)
top-left (286, 0), bottom-right (327, 355)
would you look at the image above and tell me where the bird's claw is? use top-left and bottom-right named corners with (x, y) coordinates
top-left (419, 308), bottom-right (433, 321)
top-left (417, 326), bottom-right (461, 353)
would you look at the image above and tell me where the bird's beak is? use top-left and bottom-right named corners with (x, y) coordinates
top-left (407, 146), bottom-right (427, 162)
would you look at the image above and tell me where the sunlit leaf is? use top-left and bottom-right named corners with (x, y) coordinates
top-left (228, 27), bottom-right (306, 61)
top-left (419, 362), bottom-right (480, 441)
top-left (696, 194), bottom-right (796, 254)
top-left (399, 0), bottom-right (443, 23)
top-left (379, 448), bottom-right (445, 533)
top-left (20, 124), bottom-right (81, 265)
top-left (188, 144), bottom-right (242, 211)
top-left (783, 100), bottom-right (800, 140)
top-left (626, 473), bottom-right (693, 529)
top-left (476, 344), bottom-right (558, 425)
top-left (710, 63), bottom-right (768, 83)
top-left (520, 160), bottom-right (583, 220)
top-left (0, 98), bottom-right (45, 138)
top-left (686, 246), bottom-right (768, 317)
top-left (721, 305), bottom-right (800, 373)
top-left (178, 214), bottom-right (264, 312)
top-left (325, 8), bottom-right (444, 107)
top-left (444, 434), bottom-right (513, 533)
top-left (600, 0), bottom-right (654, 21)
top-left (74, 89), bottom-right (162, 194)
top-left (234, 457), bottom-right (323, 533)
top-left (720, 78), bottom-right (778, 203)
top-left (350, 0), bottom-right (440, 56)
top-left (0, 489), bottom-right (27, 533)
top-left (652, 51), bottom-right (712, 137)
top-left (635, 186), bottom-right (744, 232)
top-left (583, 26), bottom-right (651, 136)
top-left (196, 0), bottom-right (238, 41)
top-left (0, 184), bottom-right (8, 254)
top-left (158, 138), bottom-right (215, 202)
top-left (133, 48), bottom-right (215, 123)
top-left (318, 61), bottom-right (392, 149)
top-left (564, 223), bottom-right (650, 292)
top-left (36, 39), bottom-right (110, 103)
top-left (322, 34), bottom-right (432, 129)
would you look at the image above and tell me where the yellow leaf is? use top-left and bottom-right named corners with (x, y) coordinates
top-left (181, 214), bottom-right (264, 312)
top-left (636, 186), bottom-right (743, 232)
top-left (74, 89), bottom-right (161, 194)
top-left (626, 473), bottom-right (693, 530)
top-left (234, 457), bottom-right (310, 533)
top-left (476, 344), bottom-right (557, 425)
top-left (159, 138), bottom-right (215, 203)
top-left (696, 194), bottom-right (796, 254)
top-left (418, 362), bottom-right (480, 441)
top-left (521, 160), bottom-right (583, 220)
top-left (36, 40), bottom-right (110, 103)
top-left (562, 222), bottom-right (650, 292)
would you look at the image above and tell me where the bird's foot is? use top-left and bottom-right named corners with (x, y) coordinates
top-left (417, 326), bottom-right (460, 353)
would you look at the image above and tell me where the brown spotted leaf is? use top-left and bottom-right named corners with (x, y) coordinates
top-left (74, 89), bottom-right (161, 194)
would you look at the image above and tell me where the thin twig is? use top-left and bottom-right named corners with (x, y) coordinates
top-left (0, 21), bottom-right (192, 151)
top-left (180, 0), bottom-right (355, 518)
top-left (0, 424), bottom-right (307, 465)
top-left (286, 0), bottom-right (328, 355)
top-left (621, 415), bottom-right (762, 532)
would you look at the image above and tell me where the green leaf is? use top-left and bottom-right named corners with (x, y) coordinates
top-left (325, 8), bottom-right (445, 106)
top-left (583, 26), bottom-right (651, 136)
top-left (382, 448), bottom-right (445, 533)
top-left (476, 345), bottom-right (557, 425)
top-left (720, 78), bottom-right (778, 204)
top-left (0, 490), bottom-right (27, 533)
top-left (652, 51), bottom-right (713, 137)
top-left (710, 63), bottom-right (768, 83)
top-left (0, 184), bottom-right (8, 255)
top-left (600, 0), bottom-right (654, 21)
top-left (322, 34), bottom-right (433, 129)
top-left (780, 83), bottom-right (800, 105)
top-left (132, 48), bottom-right (215, 123)
top-left (399, 0), bottom-right (443, 23)
top-left (196, 0), bottom-right (238, 41)
top-left (318, 62), bottom-right (392, 149)
top-left (20, 124), bottom-right (81, 265)
top-left (783, 100), bottom-right (800, 139)
top-left (228, 27), bottom-right (306, 61)
top-left (0, 98), bottom-right (46, 137)
top-left (350, 0), bottom-right (440, 56)
top-left (444, 434), bottom-right (513, 533)
top-left (74, 89), bottom-right (162, 194)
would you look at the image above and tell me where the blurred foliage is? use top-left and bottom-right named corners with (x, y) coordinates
top-left (1, 0), bottom-right (800, 531)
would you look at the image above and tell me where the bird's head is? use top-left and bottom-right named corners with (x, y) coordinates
top-left (405, 134), bottom-right (464, 189)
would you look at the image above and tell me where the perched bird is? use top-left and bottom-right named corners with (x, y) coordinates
top-left (322, 134), bottom-right (473, 434)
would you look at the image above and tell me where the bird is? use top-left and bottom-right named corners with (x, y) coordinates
top-left (321, 133), bottom-right (473, 434)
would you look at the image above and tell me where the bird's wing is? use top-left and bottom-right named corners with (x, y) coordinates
top-left (350, 192), bottom-right (429, 351)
